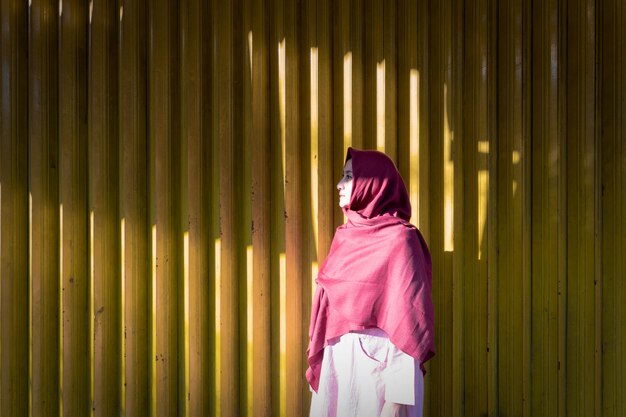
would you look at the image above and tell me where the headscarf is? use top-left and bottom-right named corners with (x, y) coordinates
top-left (306, 147), bottom-right (435, 392)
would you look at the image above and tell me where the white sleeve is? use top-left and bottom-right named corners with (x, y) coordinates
top-left (382, 341), bottom-right (417, 405)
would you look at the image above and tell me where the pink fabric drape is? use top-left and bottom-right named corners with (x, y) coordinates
top-left (306, 147), bottom-right (435, 392)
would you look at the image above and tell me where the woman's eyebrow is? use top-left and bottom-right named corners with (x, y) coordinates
top-left (343, 169), bottom-right (353, 174)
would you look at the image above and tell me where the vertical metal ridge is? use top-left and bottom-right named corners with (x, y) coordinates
top-left (89, 0), bottom-right (121, 414)
top-left (251, 0), bottom-right (272, 413)
top-left (0, 0), bottom-right (30, 414)
top-left (29, 0), bottom-right (60, 415)
top-left (149, 0), bottom-right (181, 413)
top-left (120, 0), bottom-right (149, 413)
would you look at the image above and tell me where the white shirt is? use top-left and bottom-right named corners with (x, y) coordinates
top-left (309, 327), bottom-right (424, 417)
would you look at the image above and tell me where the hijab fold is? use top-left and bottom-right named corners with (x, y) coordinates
top-left (306, 147), bottom-right (435, 392)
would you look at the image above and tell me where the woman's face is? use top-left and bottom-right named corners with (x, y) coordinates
top-left (337, 159), bottom-right (353, 208)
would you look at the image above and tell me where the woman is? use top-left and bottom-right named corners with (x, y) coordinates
top-left (307, 148), bottom-right (435, 417)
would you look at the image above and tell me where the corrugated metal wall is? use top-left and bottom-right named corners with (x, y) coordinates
top-left (0, 0), bottom-right (624, 416)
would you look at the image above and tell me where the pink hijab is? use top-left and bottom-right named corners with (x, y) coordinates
top-left (306, 147), bottom-right (435, 392)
